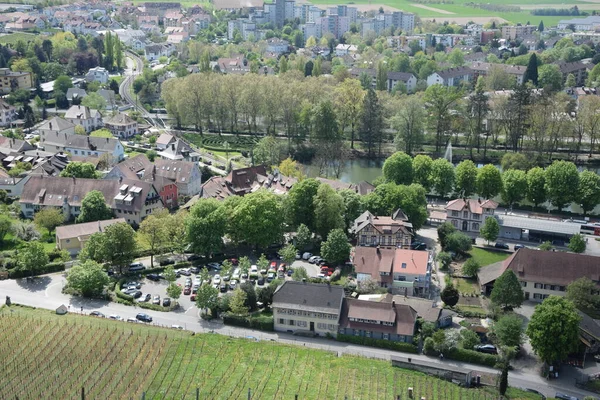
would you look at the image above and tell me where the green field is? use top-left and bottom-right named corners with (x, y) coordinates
top-left (469, 247), bottom-right (510, 267)
top-left (0, 305), bottom-right (525, 400)
top-left (0, 32), bottom-right (38, 45)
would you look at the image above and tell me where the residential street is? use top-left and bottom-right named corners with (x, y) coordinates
top-left (1, 273), bottom-right (597, 399)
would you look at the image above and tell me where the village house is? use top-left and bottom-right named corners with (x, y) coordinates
top-left (444, 198), bottom-right (498, 233)
top-left (338, 298), bottom-right (417, 343)
top-left (272, 281), bottom-right (345, 337)
top-left (85, 66), bottom-right (109, 84)
top-left (20, 176), bottom-right (163, 225)
top-left (155, 133), bottom-right (176, 150)
top-left (103, 113), bottom-right (138, 139)
top-left (55, 218), bottom-right (127, 255)
top-left (37, 117), bottom-right (75, 137)
top-left (157, 139), bottom-right (200, 162)
top-left (0, 68), bottom-right (32, 94)
top-left (63, 105), bottom-right (103, 133)
top-left (427, 67), bottom-right (473, 87)
top-left (478, 248), bottom-right (600, 301)
top-left (557, 61), bottom-right (591, 86)
top-left (66, 88), bottom-right (87, 103)
top-left (381, 294), bottom-right (454, 329)
top-left (352, 246), bottom-right (433, 296)
top-left (39, 129), bottom-right (124, 162)
top-left (470, 62), bottom-right (526, 85)
top-left (349, 68), bottom-right (417, 93)
top-left (144, 43), bottom-right (176, 61)
top-left (0, 99), bottom-right (17, 126)
top-left (353, 209), bottom-right (413, 248)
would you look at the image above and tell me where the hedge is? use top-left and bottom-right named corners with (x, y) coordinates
top-left (223, 313), bottom-right (274, 331)
top-left (8, 262), bottom-right (65, 279)
top-left (114, 279), bottom-right (134, 302)
top-left (336, 333), bottom-right (418, 354)
top-left (445, 347), bottom-right (499, 367)
top-left (138, 302), bottom-right (178, 312)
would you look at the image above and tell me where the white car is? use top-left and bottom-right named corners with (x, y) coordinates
top-left (108, 315), bottom-right (122, 321)
top-left (250, 265), bottom-right (258, 274)
top-left (171, 325), bottom-right (184, 330)
top-left (308, 256), bottom-right (320, 264)
top-left (126, 317), bottom-right (138, 323)
top-left (302, 252), bottom-right (312, 260)
top-left (152, 295), bottom-right (160, 305)
top-left (213, 275), bottom-right (221, 285)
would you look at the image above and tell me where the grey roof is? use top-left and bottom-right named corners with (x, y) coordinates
top-left (558, 16), bottom-right (600, 26)
top-left (383, 294), bottom-right (442, 323)
top-left (578, 310), bottom-right (600, 341)
top-left (42, 131), bottom-right (121, 153)
top-left (496, 214), bottom-right (581, 235)
top-left (436, 66), bottom-right (474, 79)
top-left (272, 281), bottom-right (344, 314)
top-left (64, 105), bottom-right (100, 121)
top-left (66, 88), bottom-right (87, 101)
top-left (97, 89), bottom-right (116, 105)
top-left (477, 260), bottom-right (506, 286)
top-left (104, 113), bottom-right (136, 126)
top-left (38, 117), bottom-right (75, 132)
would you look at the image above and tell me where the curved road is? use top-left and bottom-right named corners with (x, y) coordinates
top-left (0, 273), bottom-right (597, 400)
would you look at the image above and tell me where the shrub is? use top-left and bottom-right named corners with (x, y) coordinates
top-left (423, 337), bottom-right (437, 355)
top-left (223, 312), bottom-right (274, 331)
top-left (8, 262), bottom-right (65, 279)
top-left (138, 302), bottom-right (177, 312)
top-left (336, 333), bottom-right (418, 353)
top-left (445, 347), bottom-right (498, 367)
top-left (114, 279), bottom-right (134, 302)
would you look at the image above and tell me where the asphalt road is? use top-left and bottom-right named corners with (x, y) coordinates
top-left (0, 273), bottom-right (597, 399)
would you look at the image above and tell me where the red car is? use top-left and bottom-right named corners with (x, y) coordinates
top-left (191, 293), bottom-right (196, 301)
top-left (229, 258), bottom-right (239, 266)
top-left (270, 261), bottom-right (278, 269)
top-left (183, 287), bottom-right (191, 295)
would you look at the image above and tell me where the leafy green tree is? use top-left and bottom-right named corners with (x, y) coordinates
top-left (229, 288), bottom-right (249, 315)
top-left (523, 53), bottom-right (538, 85)
top-left (462, 258), bottom-right (480, 277)
top-left (436, 251), bottom-right (452, 270)
top-left (239, 281), bottom-right (257, 311)
top-left (238, 256), bottom-right (251, 277)
top-left (538, 20), bottom-right (544, 32)
top-left (138, 213), bottom-right (168, 268)
top-left (545, 161), bottom-right (579, 211)
top-left (459, 329), bottom-right (480, 350)
top-left (502, 169), bottom-right (527, 208)
top-left (501, 153), bottom-right (530, 171)
top-left (493, 314), bottom-right (524, 348)
top-left (491, 270), bottom-right (524, 310)
top-left (165, 282), bottom-right (181, 301)
top-left (102, 222), bottom-right (137, 274)
top-left (321, 229), bottom-right (351, 265)
top-left (33, 208), bottom-right (64, 233)
top-left (526, 167), bottom-right (546, 208)
top-left (186, 198), bottom-right (226, 257)
top-left (539, 241), bottom-right (554, 251)
top-left (441, 284), bottom-right (459, 307)
top-left (77, 190), bottom-right (113, 223)
top-left (412, 155), bottom-right (433, 191)
top-left (18, 241), bottom-right (49, 277)
top-left (60, 161), bottom-right (98, 179)
top-left (526, 296), bottom-right (581, 364)
top-left (424, 84), bottom-right (463, 155)
top-left (257, 253), bottom-right (269, 272)
top-left (578, 170), bottom-right (600, 215)
top-left (163, 265), bottom-right (177, 283)
top-left (430, 158), bottom-right (455, 197)
top-left (382, 151), bottom-right (413, 185)
top-left (278, 244), bottom-right (297, 266)
top-left (295, 224), bottom-right (312, 251)
top-left (339, 189), bottom-right (363, 231)
top-left (196, 283), bottom-right (219, 316)
top-left (538, 64), bottom-right (563, 92)
top-left (568, 233), bottom-right (586, 253)
top-left (454, 160), bottom-right (478, 197)
top-left (81, 92), bottom-right (107, 110)
top-left (53, 75), bottom-right (73, 93)
top-left (66, 260), bottom-right (109, 297)
top-left (284, 178), bottom-right (320, 230)
top-left (359, 88), bottom-right (384, 157)
top-left (292, 266), bottom-right (309, 281)
top-left (0, 214), bottom-right (12, 243)
top-left (437, 222), bottom-right (456, 250)
top-left (566, 277), bottom-right (600, 313)
top-left (446, 232), bottom-right (472, 254)
top-left (229, 190), bottom-right (283, 249)
top-left (565, 73), bottom-right (576, 88)
top-left (313, 184), bottom-right (344, 240)
top-left (476, 164), bottom-right (503, 199)
top-left (480, 217), bottom-right (499, 244)
top-left (257, 284), bottom-right (276, 310)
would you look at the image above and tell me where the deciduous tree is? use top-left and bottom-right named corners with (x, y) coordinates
top-left (321, 228), bottom-right (351, 265)
top-left (412, 154), bottom-right (433, 191)
top-left (278, 244), bottom-right (297, 266)
top-left (382, 151), bottom-right (413, 185)
top-left (102, 222), bottom-right (137, 274)
top-left (229, 190), bottom-right (283, 249)
top-left (462, 258), bottom-right (480, 277)
top-left (493, 314), bottom-right (524, 348)
top-left (18, 241), bottom-right (49, 277)
top-left (166, 283), bottom-right (182, 300)
top-left (430, 158), bottom-right (455, 197)
top-left (229, 288), bottom-right (249, 315)
top-left (578, 170), bottom-right (600, 215)
top-left (313, 184), bottom-right (344, 240)
top-left (284, 178), bottom-right (320, 230)
top-left (566, 277), bottom-right (600, 313)
top-left (77, 190), bottom-right (112, 223)
top-left (196, 283), bottom-right (219, 316)
top-left (186, 198), bottom-right (226, 257)
top-left (545, 161), bottom-right (579, 211)
top-left (526, 296), bottom-right (580, 364)
top-left (66, 260), bottom-right (109, 297)
top-left (526, 167), bottom-right (546, 208)
top-left (454, 160), bottom-right (478, 197)
top-left (480, 217), bottom-right (499, 244)
top-left (476, 164), bottom-right (503, 199)
top-left (33, 208), bottom-right (64, 233)
top-left (502, 169), bottom-right (527, 208)
top-left (60, 162), bottom-right (98, 179)
top-left (441, 284), bottom-right (459, 307)
top-left (568, 233), bottom-right (586, 253)
top-left (491, 270), bottom-right (524, 310)
top-left (445, 232), bottom-right (472, 254)
top-left (138, 212), bottom-right (168, 268)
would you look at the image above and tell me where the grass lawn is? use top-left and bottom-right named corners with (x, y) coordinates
top-left (456, 304), bottom-right (488, 315)
top-left (469, 247), bottom-right (510, 267)
top-left (454, 277), bottom-right (478, 295)
top-left (0, 305), bottom-right (516, 400)
top-left (0, 32), bottom-right (38, 45)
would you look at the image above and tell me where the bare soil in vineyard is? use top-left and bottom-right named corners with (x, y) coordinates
top-left (0, 306), bottom-right (536, 399)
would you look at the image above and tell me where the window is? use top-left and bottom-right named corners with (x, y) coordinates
top-left (383, 333), bottom-right (389, 340)
top-left (451, 211), bottom-right (459, 217)
top-left (365, 331), bottom-right (372, 338)
top-left (65, 239), bottom-right (70, 244)
top-left (289, 320), bottom-right (295, 326)
top-left (463, 211), bottom-right (469, 218)
top-left (533, 293), bottom-right (542, 300)
top-left (361, 235), bottom-right (366, 244)
top-left (520, 281), bottom-right (527, 288)
top-left (279, 318), bottom-right (284, 324)
top-left (472, 223), bottom-right (479, 230)
top-left (353, 329), bottom-right (360, 336)
top-left (472, 214), bottom-right (480, 220)
top-left (401, 263), bottom-right (406, 269)
top-left (534, 283), bottom-right (542, 289)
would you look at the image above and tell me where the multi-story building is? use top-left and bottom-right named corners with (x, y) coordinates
top-left (272, 281), bottom-right (345, 337)
top-left (353, 209), bottom-right (413, 248)
top-left (0, 68), bottom-right (32, 94)
top-left (557, 16), bottom-right (600, 31)
top-left (40, 129), bottom-right (125, 162)
top-left (349, 68), bottom-right (417, 93)
top-left (427, 66), bottom-right (474, 87)
top-left (501, 25), bottom-right (536, 40)
top-left (444, 198), bottom-right (498, 233)
top-left (20, 176), bottom-right (163, 225)
top-left (85, 66), bottom-right (109, 84)
top-left (478, 248), bottom-right (600, 302)
top-left (338, 298), bottom-right (417, 342)
top-left (353, 247), bottom-right (433, 296)
top-left (0, 99), bottom-right (17, 126)
top-left (104, 113), bottom-right (138, 139)
top-left (63, 105), bottom-right (103, 133)
top-left (557, 61), bottom-right (591, 86)
top-left (470, 62), bottom-right (526, 85)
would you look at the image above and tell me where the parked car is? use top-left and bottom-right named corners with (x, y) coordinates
top-left (152, 295), bottom-right (160, 305)
top-left (131, 290), bottom-right (142, 299)
top-left (410, 241), bottom-right (426, 250)
top-left (123, 281), bottom-right (141, 289)
top-left (146, 274), bottom-right (161, 281)
top-left (554, 393), bottom-right (578, 400)
top-left (191, 293), bottom-right (197, 301)
top-left (122, 287), bottom-right (137, 295)
top-left (287, 268), bottom-right (293, 277)
top-left (162, 298), bottom-right (171, 307)
top-left (295, 252), bottom-right (301, 260)
top-left (474, 344), bottom-right (498, 354)
top-left (189, 266), bottom-right (200, 274)
top-left (260, 267), bottom-right (267, 275)
top-left (494, 242), bottom-right (509, 250)
top-left (213, 275), bottom-right (221, 285)
top-left (249, 265), bottom-right (258, 277)
top-left (140, 293), bottom-right (151, 302)
top-left (219, 283), bottom-right (228, 293)
top-left (207, 262), bottom-right (221, 271)
top-left (229, 280), bottom-right (237, 290)
top-left (179, 268), bottom-right (191, 276)
top-left (257, 276), bottom-right (265, 286)
top-left (229, 258), bottom-right (239, 266)
top-left (267, 272), bottom-right (275, 283)
top-left (302, 252), bottom-right (312, 260)
top-left (270, 261), bottom-right (278, 269)
top-left (128, 262), bottom-right (145, 272)
top-left (136, 313), bottom-right (152, 323)
top-left (108, 315), bottom-right (122, 321)
top-left (514, 244), bottom-right (525, 250)
top-left (223, 274), bottom-right (231, 282)
top-left (126, 317), bottom-right (138, 323)
top-left (159, 258), bottom-right (175, 266)
top-left (171, 325), bottom-right (184, 330)
top-left (90, 311), bottom-right (105, 318)
top-left (184, 287), bottom-right (191, 295)
top-left (308, 256), bottom-right (320, 264)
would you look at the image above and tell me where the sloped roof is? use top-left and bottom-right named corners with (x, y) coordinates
top-left (445, 198), bottom-right (498, 214)
top-left (38, 117), bottom-right (75, 132)
top-left (156, 133), bottom-right (175, 145)
top-left (353, 210), bottom-right (412, 236)
top-left (353, 246), bottom-right (395, 277)
top-left (272, 281), bottom-right (344, 314)
top-left (42, 131), bottom-right (120, 153)
top-left (104, 113), bottom-right (136, 126)
top-left (382, 294), bottom-right (444, 323)
top-left (56, 218), bottom-right (127, 240)
top-left (340, 298), bottom-right (417, 336)
top-left (64, 105), bottom-right (100, 121)
top-left (436, 66), bottom-right (474, 79)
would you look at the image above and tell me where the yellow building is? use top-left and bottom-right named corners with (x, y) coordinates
top-left (0, 68), bottom-right (33, 94)
top-left (55, 218), bottom-right (127, 255)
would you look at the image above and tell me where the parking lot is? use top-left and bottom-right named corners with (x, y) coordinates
top-left (128, 257), bottom-right (324, 314)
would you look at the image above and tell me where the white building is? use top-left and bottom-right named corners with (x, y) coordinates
top-left (557, 16), bottom-right (600, 31)
top-left (0, 99), bottom-right (17, 126)
top-left (63, 105), bottom-right (103, 133)
top-left (104, 113), bottom-right (138, 139)
top-left (85, 66), bottom-right (109, 84)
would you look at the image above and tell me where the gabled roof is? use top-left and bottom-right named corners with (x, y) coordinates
top-left (227, 165), bottom-right (267, 194)
top-left (56, 218), bottom-right (127, 240)
top-left (353, 246), bottom-right (395, 277)
top-left (41, 131), bottom-right (121, 153)
top-left (64, 105), bottom-right (100, 121)
top-left (445, 198), bottom-right (498, 214)
top-left (382, 294), bottom-right (445, 323)
top-left (0, 136), bottom-right (35, 153)
top-left (104, 113), bottom-right (136, 126)
top-left (38, 117), bottom-right (75, 132)
top-left (340, 298), bottom-right (417, 336)
top-left (353, 210), bottom-right (412, 236)
top-left (154, 159), bottom-right (197, 184)
top-left (435, 66), bottom-right (474, 79)
top-left (272, 281), bottom-right (344, 314)
top-left (66, 87), bottom-right (87, 101)
top-left (156, 133), bottom-right (175, 145)
top-left (109, 154), bottom-right (153, 179)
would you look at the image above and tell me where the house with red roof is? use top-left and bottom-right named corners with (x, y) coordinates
top-left (444, 198), bottom-right (498, 233)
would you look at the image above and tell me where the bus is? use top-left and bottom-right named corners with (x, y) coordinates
top-left (580, 224), bottom-right (600, 236)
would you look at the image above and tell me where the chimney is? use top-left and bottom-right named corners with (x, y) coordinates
top-left (171, 143), bottom-right (175, 151)
top-left (119, 176), bottom-right (123, 183)
top-left (392, 300), bottom-right (395, 307)
top-left (49, 122), bottom-right (52, 130)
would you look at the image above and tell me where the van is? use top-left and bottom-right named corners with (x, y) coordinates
top-left (128, 262), bottom-right (145, 272)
